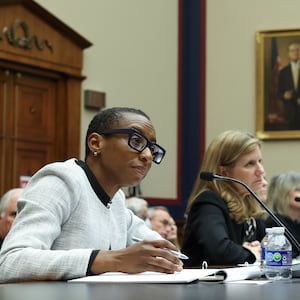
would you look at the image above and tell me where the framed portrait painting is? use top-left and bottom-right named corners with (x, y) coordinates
top-left (256, 29), bottom-right (300, 140)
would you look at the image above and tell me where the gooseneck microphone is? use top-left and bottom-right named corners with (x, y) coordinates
top-left (199, 171), bottom-right (300, 253)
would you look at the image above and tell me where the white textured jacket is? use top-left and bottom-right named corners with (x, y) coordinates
top-left (0, 159), bottom-right (160, 282)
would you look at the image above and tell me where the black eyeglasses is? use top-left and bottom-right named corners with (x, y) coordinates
top-left (99, 128), bottom-right (166, 164)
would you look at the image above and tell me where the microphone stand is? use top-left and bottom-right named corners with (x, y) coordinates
top-left (212, 174), bottom-right (300, 253)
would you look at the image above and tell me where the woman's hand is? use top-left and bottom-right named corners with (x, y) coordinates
top-left (243, 240), bottom-right (261, 262)
top-left (91, 239), bottom-right (183, 275)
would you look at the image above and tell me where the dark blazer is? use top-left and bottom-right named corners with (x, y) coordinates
top-left (181, 190), bottom-right (265, 267)
top-left (278, 64), bottom-right (300, 99)
top-left (277, 64), bottom-right (300, 130)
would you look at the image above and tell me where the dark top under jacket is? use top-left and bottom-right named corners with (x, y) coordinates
top-left (181, 190), bottom-right (266, 267)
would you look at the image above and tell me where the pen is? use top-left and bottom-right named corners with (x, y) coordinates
top-left (132, 237), bottom-right (189, 260)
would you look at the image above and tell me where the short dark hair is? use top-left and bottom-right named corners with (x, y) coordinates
top-left (85, 107), bottom-right (150, 159)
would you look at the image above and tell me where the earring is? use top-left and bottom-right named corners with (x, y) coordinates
top-left (93, 151), bottom-right (98, 157)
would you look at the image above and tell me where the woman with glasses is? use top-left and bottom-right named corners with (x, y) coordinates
top-left (265, 171), bottom-right (300, 258)
top-left (0, 107), bottom-right (182, 282)
top-left (181, 130), bottom-right (266, 267)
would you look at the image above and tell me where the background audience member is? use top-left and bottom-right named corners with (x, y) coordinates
top-left (259, 177), bottom-right (268, 203)
top-left (265, 171), bottom-right (300, 258)
top-left (259, 177), bottom-right (271, 222)
top-left (0, 188), bottom-right (23, 248)
top-left (181, 130), bottom-right (266, 267)
top-left (0, 107), bottom-right (182, 283)
top-left (125, 197), bottom-right (149, 221)
top-left (148, 206), bottom-right (172, 239)
top-left (167, 217), bottom-right (181, 249)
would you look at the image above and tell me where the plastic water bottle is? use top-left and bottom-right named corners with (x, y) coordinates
top-left (264, 227), bottom-right (292, 280)
top-left (261, 227), bottom-right (276, 267)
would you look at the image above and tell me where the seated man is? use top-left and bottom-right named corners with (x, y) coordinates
top-left (0, 188), bottom-right (23, 247)
top-left (148, 206), bottom-right (172, 239)
top-left (125, 197), bottom-right (149, 221)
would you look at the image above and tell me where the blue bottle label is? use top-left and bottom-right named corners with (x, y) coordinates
top-left (265, 250), bottom-right (292, 266)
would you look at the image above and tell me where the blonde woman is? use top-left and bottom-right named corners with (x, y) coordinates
top-left (181, 130), bottom-right (266, 267)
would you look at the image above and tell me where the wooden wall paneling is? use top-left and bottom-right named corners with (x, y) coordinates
top-left (64, 77), bottom-right (83, 159)
top-left (0, 69), bottom-right (14, 192)
top-left (12, 140), bottom-right (51, 187)
top-left (14, 72), bottom-right (57, 143)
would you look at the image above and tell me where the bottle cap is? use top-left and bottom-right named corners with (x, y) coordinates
top-left (265, 227), bottom-right (279, 234)
top-left (271, 227), bottom-right (285, 234)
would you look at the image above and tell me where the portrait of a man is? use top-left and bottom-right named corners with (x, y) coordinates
top-left (256, 30), bottom-right (300, 139)
top-left (277, 42), bottom-right (300, 130)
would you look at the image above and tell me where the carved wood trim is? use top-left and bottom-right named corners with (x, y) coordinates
top-left (0, 19), bottom-right (53, 52)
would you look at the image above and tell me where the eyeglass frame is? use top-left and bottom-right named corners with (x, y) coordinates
top-left (99, 128), bottom-right (166, 164)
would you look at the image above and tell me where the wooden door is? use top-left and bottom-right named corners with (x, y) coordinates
top-left (0, 0), bottom-right (92, 195)
top-left (0, 66), bottom-right (65, 193)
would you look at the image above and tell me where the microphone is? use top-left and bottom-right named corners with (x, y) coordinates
top-left (199, 172), bottom-right (300, 253)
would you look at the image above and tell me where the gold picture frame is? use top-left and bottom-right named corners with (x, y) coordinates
top-left (256, 29), bottom-right (300, 140)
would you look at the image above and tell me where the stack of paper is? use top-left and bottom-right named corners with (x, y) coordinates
top-left (68, 266), bottom-right (264, 284)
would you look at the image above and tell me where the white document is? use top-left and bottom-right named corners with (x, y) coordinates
top-left (209, 265), bottom-right (264, 282)
top-left (68, 266), bottom-right (263, 284)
